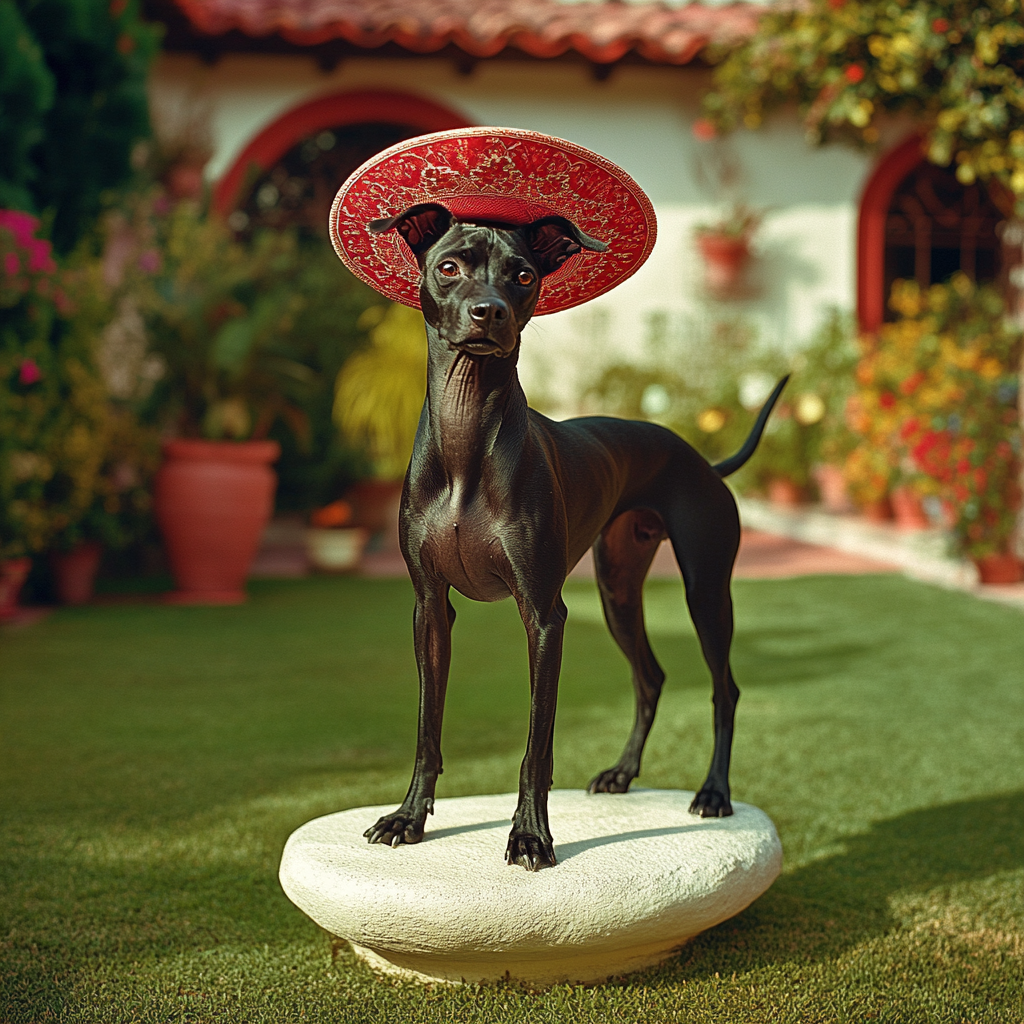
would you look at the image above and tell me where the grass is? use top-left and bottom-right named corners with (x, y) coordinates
top-left (1, 572), bottom-right (1022, 1023)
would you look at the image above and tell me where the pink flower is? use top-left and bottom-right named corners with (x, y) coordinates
top-left (26, 238), bottom-right (55, 273)
top-left (692, 119), bottom-right (717, 142)
top-left (18, 359), bottom-right (42, 385)
top-left (137, 249), bottom-right (160, 273)
top-left (0, 210), bottom-right (40, 246)
top-left (3, 251), bottom-right (19, 276)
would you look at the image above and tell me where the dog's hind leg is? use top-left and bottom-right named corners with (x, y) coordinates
top-left (666, 484), bottom-right (742, 818)
top-left (587, 509), bottom-right (668, 795)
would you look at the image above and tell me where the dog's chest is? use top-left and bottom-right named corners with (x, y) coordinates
top-left (417, 486), bottom-right (512, 602)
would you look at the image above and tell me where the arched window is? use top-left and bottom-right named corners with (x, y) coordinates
top-left (857, 137), bottom-right (1005, 329)
top-left (213, 90), bottom-right (472, 233)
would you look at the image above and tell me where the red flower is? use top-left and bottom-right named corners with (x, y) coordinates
top-left (900, 371), bottom-right (925, 396)
top-left (828, 0), bottom-right (845, 9)
top-left (956, 458), bottom-right (971, 475)
top-left (692, 119), bottom-right (717, 142)
top-left (932, 17), bottom-right (950, 32)
top-left (844, 64), bottom-right (865, 84)
top-left (879, 391), bottom-right (895, 409)
top-left (974, 468), bottom-right (988, 491)
top-left (18, 359), bottom-right (42, 385)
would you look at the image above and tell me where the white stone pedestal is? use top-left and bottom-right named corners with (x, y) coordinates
top-left (279, 789), bottom-right (781, 988)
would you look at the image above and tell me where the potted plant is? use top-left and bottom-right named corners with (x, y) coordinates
top-left (133, 202), bottom-right (320, 603)
top-left (0, 210), bottom-right (109, 614)
top-left (693, 204), bottom-right (763, 296)
top-left (333, 302), bottom-right (427, 552)
top-left (882, 276), bottom-right (1022, 581)
top-left (305, 498), bottom-right (368, 572)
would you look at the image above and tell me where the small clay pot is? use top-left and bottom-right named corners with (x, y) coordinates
top-left (890, 486), bottom-right (930, 531)
top-left (813, 464), bottom-right (854, 514)
top-left (766, 478), bottom-right (806, 507)
top-left (860, 496), bottom-right (894, 523)
top-left (695, 233), bottom-right (750, 294)
top-left (50, 541), bottom-right (103, 605)
top-left (0, 557), bottom-right (32, 620)
top-left (973, 553), bottom-right (1024, 585)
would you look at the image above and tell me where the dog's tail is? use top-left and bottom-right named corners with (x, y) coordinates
top-left (712, 375), bottom-right (790, 479)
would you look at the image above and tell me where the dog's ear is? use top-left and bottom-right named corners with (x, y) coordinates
top-left (519, 216), bottom-right (608, 277)
top-left (368, 203), bottom-right (454, 259)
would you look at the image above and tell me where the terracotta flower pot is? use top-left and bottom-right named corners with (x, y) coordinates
top-left (695, 233), bottom-right (750, 293)
top-left (860, 496), bottom-right (894, 523)
top-left (766, 478), bottom-right (806, 507)
top-left (813, 464), bottom-right (854, 514)
top-left (347, 478), bottom-right (404, 553)
top-left (973, 553), bottom-right (1024, 585)
top-left (154, 439), bottom-right (280, 604)
top-left (890, 486), bottom-right (930, 531)
top-left (50, 541), bottom-right (102, 605)
top-left (0, 557), bottom-right (32, 621)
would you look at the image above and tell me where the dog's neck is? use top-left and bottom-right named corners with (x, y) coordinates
top-left (423, 323), bottom-right (528, 483)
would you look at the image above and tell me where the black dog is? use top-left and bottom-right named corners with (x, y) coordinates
top-left (361, 203), bottom-right (785, 870)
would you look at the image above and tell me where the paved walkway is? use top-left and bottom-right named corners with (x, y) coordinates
top-left (255, 503), bottom-right (1024, 612)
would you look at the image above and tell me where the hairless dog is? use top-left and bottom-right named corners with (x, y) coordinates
top-left (361, 203), bottom-right (786, 871)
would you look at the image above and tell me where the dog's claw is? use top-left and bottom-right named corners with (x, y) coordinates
top-left (505, 830), bottom-right (557, 871)
top-left (364, 811), bottom-right (425, 847)
top-left (587, 767), bottom-right (635, 795)
top-left (688, 788), bottom-right (733, 818)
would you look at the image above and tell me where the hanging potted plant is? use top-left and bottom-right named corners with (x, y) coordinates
top-left (333, 302), bottom-right (427, 552)
top-left (135, 202), bottom-right (318, 603)
top-left (693, 204), bottom-right (763, 297)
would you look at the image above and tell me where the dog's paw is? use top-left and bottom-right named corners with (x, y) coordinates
top-left (363, 812), bottom-right (424, 847)
top-left (505, 830), bottom-right (557, 871)
top-left (689, 788), bottom-right (733, 818)
top-left (586, 767), bottom-right (635, 794)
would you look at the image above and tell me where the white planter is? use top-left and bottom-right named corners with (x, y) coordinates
top-left (306, 527), bottom-right (369, 572)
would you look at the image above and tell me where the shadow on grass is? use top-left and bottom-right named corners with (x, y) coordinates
top-left (647, 789), bottom-right (1024, 981)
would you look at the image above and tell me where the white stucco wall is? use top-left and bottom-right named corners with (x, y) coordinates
top-left (152, 53), bottom-right (873, 412)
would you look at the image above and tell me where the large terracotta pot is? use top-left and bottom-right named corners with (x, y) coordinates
top-left (155, 439), bottom-right (280, 604)
top-left (50, 541), bottom-right (102, 605)
top-left (973, 552), bottom-right (1024, 585)
top-left (0, 556), bottom-right (32, 621)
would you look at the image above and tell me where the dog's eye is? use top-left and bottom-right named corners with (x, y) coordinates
top-left (516, 270), bottom-right (535, 286)
top-left (438, 261), bottom-right (460, 278)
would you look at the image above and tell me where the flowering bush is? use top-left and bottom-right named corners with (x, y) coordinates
top-left (0, 210), bottom-right (109, 558)
top-left (846, 275), bottom-right (1021, 555)
top-left (702, 0), bottom-right (1024, 212)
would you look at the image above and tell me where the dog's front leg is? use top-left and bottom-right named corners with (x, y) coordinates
top-left (364, 579), bottom-right (455, 847)
top-left (506, 594), bottom-right (567, 871)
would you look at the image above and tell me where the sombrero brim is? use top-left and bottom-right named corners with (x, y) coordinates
top-left (329, 127), bottom-right (657, 316)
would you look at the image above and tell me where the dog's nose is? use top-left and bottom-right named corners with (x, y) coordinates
top-left (469, 300), bottom-right (509, 325)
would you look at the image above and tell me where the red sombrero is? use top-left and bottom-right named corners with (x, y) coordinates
top-left (330, 127), bottom-right (657, 316)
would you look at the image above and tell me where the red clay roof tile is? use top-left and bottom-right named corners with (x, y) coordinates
top-left (172, 0), bottom-right (761, 65)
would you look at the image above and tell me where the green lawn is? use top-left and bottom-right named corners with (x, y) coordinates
top-left (1, 573), bottom-right (1022, 1023)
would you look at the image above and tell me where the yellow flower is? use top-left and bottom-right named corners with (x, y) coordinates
top-left (697, 408), bottom-right (727, 433)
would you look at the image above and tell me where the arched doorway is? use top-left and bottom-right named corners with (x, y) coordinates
top-left (212, 90), bottom-right (473, 231)
top-left (857, 137), bottom-right (1006, 330)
